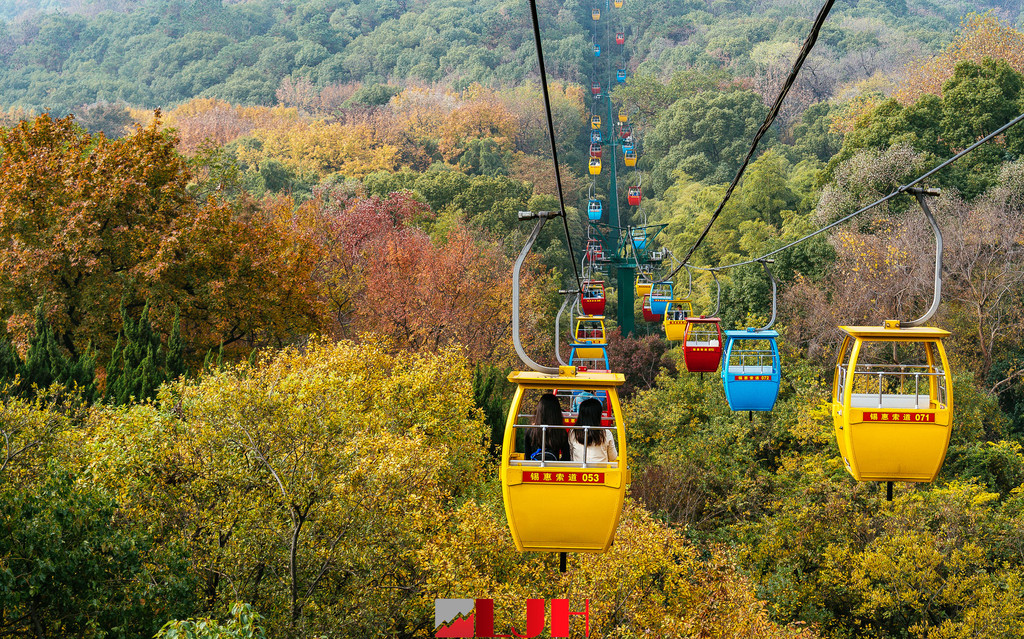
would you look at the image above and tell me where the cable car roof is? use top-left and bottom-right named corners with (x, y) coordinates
top-left (724, 328), bottom-right (779, 338)
top-left (509, 370), bottom-right (625, 388)
top-left (839, 325), bottom-right (950, 339)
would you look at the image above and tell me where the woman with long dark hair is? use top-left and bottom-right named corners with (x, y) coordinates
top-left (570, 397), bottom-right (617, 463)
top-left (524, 393), bottom-right (570, 461)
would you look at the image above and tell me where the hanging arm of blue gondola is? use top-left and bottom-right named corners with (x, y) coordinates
top-left (756, 259), bottom-right (777, 332)
top-left (711, 269), bottom-right (722, 317)
top-left (902, 187), bottom-right (942, 328)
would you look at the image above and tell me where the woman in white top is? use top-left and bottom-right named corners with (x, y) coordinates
top-left (570, 398), bottom-right (618, 463)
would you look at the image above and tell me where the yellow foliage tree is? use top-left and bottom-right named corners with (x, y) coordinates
top-left (235, 119), bottom-right (399, 178)
top-left (896, 13), bottom-right (1024, 105)
top-left (438, 87), bottom-right (519, 162)
top-left (83, 338), bottom-right (487, 635)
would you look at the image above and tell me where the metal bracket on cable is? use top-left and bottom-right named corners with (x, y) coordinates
top-left (518, 210), bottom-right (562, 221)
top-left (901, 188), bottom-right (942, 328)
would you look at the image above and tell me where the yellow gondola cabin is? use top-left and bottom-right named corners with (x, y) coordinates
top-left (635, 274), bottom-right (652, 296)
top-left (662, 299), bottom-right (694, 341)
top-left (573, 315), bottom-right (606, 359)
top-left (500, 369), bottom-right (629, 552)
top-left (832, 322), bottom-right (953, 482)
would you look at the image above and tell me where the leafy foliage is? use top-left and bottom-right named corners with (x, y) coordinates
top-left (0, 113), bottom-right (327, 365)
top-left (0, 462), bottom-right (197, 637)
top-left (105, 304), bottom-right (186, 405)
top-left (156, 603), bottom-right (268, 639)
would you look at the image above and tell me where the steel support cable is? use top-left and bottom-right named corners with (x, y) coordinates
top-left (668, 0), bottom-right (837, 278)
top-left (696, 110), bottom-right (1024, 272)
top-left (528, 0), bottom-right (584, 293)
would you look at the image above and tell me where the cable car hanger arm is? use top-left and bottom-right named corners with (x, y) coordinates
top-left (554, 291), bottom-right (577, 367)
top-left (513, 211), bottom-right (560, 374)
top-left (757, 259), bottom-right (777, 332)
top-left (903, 188), bottom-right (942, 328)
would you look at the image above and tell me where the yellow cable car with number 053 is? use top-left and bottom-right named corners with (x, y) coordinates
top-left (501, 369), bottom-right (629, 552)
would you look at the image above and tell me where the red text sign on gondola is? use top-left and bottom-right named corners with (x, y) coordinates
top-left (523, 471), bottom-right (604, 484)
top-left (863, 412), bottom-right (936, 422)
top-left (734, 375), bottom-right (771, 381)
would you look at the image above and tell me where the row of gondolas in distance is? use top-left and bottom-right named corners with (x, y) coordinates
top-left (501, 264), bottom-right (953, 554)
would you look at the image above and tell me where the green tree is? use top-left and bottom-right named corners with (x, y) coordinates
top-left (345, 82), bottom-right (402, 107)
top-left (0, 331), bottom-right (23, 387)
top-left (0, 463), bottom-right (198, 637)
top-left (19, 304), bottom-right (97, 402)
top-left (826, 59), bottom-right (1024, 199)
top-left (156, 603), bottom-right (268, 639)
top-left (472, 362), bottom-right (510, 458)
top-left (646, 89), bottom-right (771, 191)
top-left (106, 303), bottom-right (183, 406)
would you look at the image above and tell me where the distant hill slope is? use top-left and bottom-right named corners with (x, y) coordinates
top-left (0, 0), bottom-right (1018, 113)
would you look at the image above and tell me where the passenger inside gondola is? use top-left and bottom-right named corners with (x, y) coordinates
top-left (570, 398), bottom-right (617, 464)
top-left (524, 393), bottom-right (570, 462)
top-left (666, 306), bottom-right (690, 321)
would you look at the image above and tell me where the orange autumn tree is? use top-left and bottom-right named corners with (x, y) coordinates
top-left (897, 13), bottom-right (1024, 105)
top-left (438, 87), bottom-right (519, 163)
top-left (356, 230), bottom-right (521, 363)
top-left (0, 114), bottom-right (325, 360)
top-left (267, 189), bottom-right (431, 333)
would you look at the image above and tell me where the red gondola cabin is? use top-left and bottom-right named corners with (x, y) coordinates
top-left (581, 280), bottom-right (607, 315)
top-left (642, 294), bottom-right (663, 322)
top-left (682, 316), bottom-right (724, 373)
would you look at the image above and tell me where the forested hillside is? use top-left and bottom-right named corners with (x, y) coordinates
top-left (3, 0), bottom-right (1024, 637)
top-left (0, 0), bottom-right (1019, 113)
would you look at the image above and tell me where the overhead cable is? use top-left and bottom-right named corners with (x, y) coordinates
top-left (702, 110), bottom-right (1024, 272)
top-left (669, 0), bottom-right (837, 276)
top-left (528, 0), bottom-right (584, 292)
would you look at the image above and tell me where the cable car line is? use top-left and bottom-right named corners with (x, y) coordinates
top-left (688, 109), bottom-right (1024, 274)
top-left (667, 0), bottom-right (837, 278)
top-left (527, 0), bottom-right (584, 293)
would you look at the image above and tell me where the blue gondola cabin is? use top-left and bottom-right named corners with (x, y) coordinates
top-left (721, 328), bottom-right (781, 411)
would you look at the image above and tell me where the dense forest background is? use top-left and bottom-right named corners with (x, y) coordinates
top-left (3, 0), bottom-right (1024, 636)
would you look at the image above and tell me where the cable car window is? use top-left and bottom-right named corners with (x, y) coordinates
top-left (838, 338), bottom-right (948, 410)
top-left (726, 338), bottom-right (777, 375)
